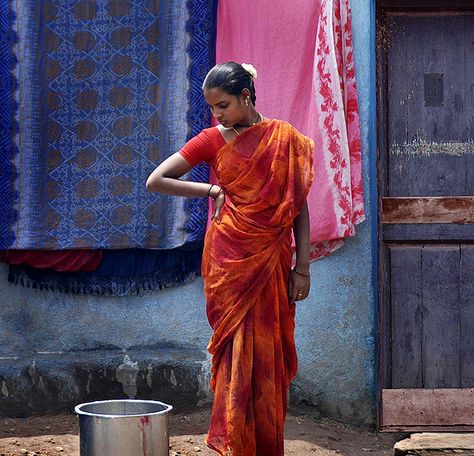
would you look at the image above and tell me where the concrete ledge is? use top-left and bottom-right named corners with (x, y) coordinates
top-left (0, 348), bottom-right (211, 417)
top-left (394, 433), bottom-right (474, 455)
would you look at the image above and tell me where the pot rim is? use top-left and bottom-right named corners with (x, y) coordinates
top-left (74, 399), bottom-right (173, 418)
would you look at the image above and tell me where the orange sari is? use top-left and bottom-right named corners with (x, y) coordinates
top-left (202, 120), bottom-right (314, 456)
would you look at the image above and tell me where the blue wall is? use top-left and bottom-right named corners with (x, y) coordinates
top-left (0, 0), bottom-right (377, 425)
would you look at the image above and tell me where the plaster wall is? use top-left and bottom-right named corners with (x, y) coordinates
top-left (0, 0), bottom-right (377, 425)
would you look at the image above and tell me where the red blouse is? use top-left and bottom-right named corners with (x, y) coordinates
top-left (179, 127), bottom-right (226, 166)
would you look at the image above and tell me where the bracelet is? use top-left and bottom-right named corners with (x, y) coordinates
top-left (207, 184), bottom-right (215, 198)
top-left (292, 267), bottom-right (311, 277)
top-left (211, 187), bottom-right (224, 201)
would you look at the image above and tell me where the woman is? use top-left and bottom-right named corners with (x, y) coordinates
top-left (146, 62), bottom-right (314, 456)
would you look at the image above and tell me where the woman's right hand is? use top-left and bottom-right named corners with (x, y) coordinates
top-left (211, 188), bottom-right (225, 224)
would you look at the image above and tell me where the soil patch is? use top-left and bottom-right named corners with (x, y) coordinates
top-left (0, 406), bottom-right (403, 455)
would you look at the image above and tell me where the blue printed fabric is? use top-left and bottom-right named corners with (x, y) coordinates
top-left (0, 0), bottom-right (215, 249)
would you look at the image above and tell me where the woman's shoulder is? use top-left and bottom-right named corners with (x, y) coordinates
top-left (201, 126), bottom-right (223, 138)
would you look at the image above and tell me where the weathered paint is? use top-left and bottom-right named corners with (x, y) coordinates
top-left (391, 138), bottom-right (474, 157)
top-left (0, 0), bottom-right (378, 425)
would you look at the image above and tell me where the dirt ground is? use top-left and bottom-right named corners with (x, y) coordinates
top-left (0, 405), bottom-right (403, 455)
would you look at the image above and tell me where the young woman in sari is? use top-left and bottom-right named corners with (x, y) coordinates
top-left (146, 62), bottom-right (314, 456)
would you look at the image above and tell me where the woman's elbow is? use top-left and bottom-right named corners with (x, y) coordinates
top-left (146, 173), bottom-right (163, 192)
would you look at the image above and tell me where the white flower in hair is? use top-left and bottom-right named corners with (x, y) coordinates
top-left (241, 63), bottom-right (258, 79)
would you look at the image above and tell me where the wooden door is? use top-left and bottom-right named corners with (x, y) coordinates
top-left (377, 1), bottom-right (474, 431)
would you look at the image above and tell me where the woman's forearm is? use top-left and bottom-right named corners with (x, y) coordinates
top-left (146, 153), bottom-right (221, 199)
top-left (148, 175), bottom-right (216, 198)
top-left (293, 201), bottom-right (310, 270)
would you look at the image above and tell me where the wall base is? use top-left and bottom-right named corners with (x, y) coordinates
top-left (0, 348), bottom-right (212, 417)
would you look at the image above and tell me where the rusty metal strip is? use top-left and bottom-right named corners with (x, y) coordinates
top-left (381, 389), bottom-right (474, 432)
top-left (382, 197), bottom-right (474, 224)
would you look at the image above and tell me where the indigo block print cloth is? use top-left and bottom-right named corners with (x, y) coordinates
top-left (0, 0), bottom-right (215, 249)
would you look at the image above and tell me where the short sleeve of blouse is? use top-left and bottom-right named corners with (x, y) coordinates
top-left (178, 128), bottom-right (225, 166)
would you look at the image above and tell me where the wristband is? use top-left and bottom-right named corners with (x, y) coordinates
top-left (212, 187), bottom-right (224, 201)
top-left (207, 184), bottom-right (215, 198)
top-left (292, 267), bottom-right (311, 277)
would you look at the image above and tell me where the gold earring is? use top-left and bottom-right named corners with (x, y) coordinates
top-left (245, 97), bottom-right (249, 107)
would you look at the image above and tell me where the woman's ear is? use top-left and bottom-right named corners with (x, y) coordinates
top-left (241, 88), bottom-right (251, 100)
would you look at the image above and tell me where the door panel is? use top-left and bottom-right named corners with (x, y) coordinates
top-left (390, 245), bottom-right (463, 389)
top-left (378, 4), bottom-right (474, 431)
top-left (387, 14), bottom-right (474, 197)
top-left (390, 246), bottom-right (422, 388)
top-left (421, 246), bottom-right (460, 388)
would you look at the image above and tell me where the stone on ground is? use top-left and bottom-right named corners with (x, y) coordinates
top-left (394, 433), bottom-right (474, 455)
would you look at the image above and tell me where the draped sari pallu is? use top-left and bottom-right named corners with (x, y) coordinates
top-left (202, 120), bottom-right (314, 455)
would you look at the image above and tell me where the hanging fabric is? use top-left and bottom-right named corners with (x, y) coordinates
top-left (0, 0), bottom-right (216, 250)
top-left (5, 243), bottom-right (202, 295)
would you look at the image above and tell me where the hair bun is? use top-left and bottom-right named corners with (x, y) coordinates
top-left (241, 63), bottom-right (257, 79)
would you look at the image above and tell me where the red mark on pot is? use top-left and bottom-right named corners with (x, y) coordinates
top-left (139, 416), bottom-right (151, 455)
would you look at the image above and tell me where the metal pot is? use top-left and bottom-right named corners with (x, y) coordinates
top-left (75, 399), bottom-right (173, 456)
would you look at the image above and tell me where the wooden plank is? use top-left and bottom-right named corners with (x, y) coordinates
top-left (461, 245), bottom-right (474, 387)
top-left (390, 246), bottom-right (422, 388)
top-left (383, 224), bottom-right (474, 241)
top-left (377, 10), bottom-right (392, 427)
top-left (381, 389), bottom-right (474, 431)
top-left (386, 13), bottom-right (412, 197)
top-left (382, 197), bottom-right (474, 224)
top-left (376, 7), bottom-right (390, 199)
top-left (422, 246), bottom-right (461, 388)
top-left (463, 18), bottom-right (474, 195)
top-left (378, 243), bottom-right (392, 390)
top-left (416, 14), bottom-right (471, 196)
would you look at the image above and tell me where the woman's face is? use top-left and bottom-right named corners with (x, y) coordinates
top-left (204, 87), bottom-right (247, 128)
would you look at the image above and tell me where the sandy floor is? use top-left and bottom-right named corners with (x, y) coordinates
top-left (0, 406), bottom-right (403, 455)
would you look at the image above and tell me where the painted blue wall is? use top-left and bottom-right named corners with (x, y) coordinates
top-left (289, 0), bottom-right (377, 426)
top-left (0, 0), bottom-right (377, 425)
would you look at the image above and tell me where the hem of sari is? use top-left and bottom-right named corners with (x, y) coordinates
top-left (205, 435), bottom-right (233, 456)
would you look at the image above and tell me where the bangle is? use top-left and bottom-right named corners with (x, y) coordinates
top-left (292, 267), bottom-right (311, 277)
top-left (212, 187), bottom-right (224, 201)
top-left (207, 184), bottom-right (215, 198)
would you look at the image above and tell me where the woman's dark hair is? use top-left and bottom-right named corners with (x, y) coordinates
top-left (202, 62), bottom-right (256, 106)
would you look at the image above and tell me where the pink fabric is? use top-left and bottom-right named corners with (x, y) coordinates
top-left (215, 0), bottom-right (364, 259)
